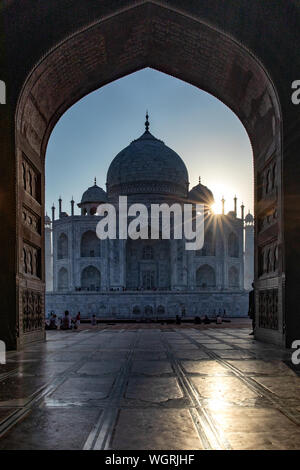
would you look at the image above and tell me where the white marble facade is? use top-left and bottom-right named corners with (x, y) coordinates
top-left (46, 118), bottom-right (254, 318)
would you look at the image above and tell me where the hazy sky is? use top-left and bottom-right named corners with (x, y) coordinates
top-left (45, 68), bottom-right (253, 217)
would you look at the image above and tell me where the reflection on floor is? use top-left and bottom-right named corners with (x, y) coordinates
top-left (0, 324), bottom-right (299, 450)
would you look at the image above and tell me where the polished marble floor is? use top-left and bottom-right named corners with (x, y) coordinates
top-left (0, 325), bottom-right (299, 450)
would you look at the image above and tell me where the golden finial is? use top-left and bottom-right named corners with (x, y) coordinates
top-left (145, 110), bottom-right (150, 132)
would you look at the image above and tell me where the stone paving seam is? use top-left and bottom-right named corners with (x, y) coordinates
top-left (162, 331), bottom-right (232, 451)
top-left (177, 330), bottom-right (300, 427)
top-left (0, 330), bottom-right (108, 438)
top-left (83, 330), bottom-right (141, 450)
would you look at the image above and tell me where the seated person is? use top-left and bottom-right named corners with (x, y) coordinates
top-left (61, 311), bottom-right (71, 330)
top-left (49, 314), bottom-right (57, 329)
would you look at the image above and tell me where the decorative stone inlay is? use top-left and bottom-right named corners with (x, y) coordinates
top-left (257, 156), bottom-right (277, 202)
top-left (22, 206), bottom-right (41, 234)
top-left (22, 242), bottom-right (41, 278)
top-left (22, 288), bottom-right (44, 333)
top-left (258, 289), bottom-right (279, 330)
top-left (108, 181), bottom-right (187, 198)
top-left (22, 155), bottom-right (41, 204)
top-left (258, 243), bottom-right (279, 276)
top-left (258, 206), bottom-right (278, 233)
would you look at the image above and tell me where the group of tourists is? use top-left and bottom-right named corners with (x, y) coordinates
top-left (193, 314), bottom-right (224, 325)
top-left (45, 311), bottom-right (81, 330)
top-left (45, 311), bottom-right (99, 330)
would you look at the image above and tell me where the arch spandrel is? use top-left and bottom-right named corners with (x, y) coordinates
top-left (15, 4), bottom-right (281, 159)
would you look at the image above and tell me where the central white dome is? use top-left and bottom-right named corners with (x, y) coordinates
top-left (106, 118), bottom-right (189, 199)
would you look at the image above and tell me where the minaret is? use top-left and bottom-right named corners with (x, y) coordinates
top-left (241, 202), bottom-right (245, 222)
top-left (234, 195), bottom-right (237, 217)
top-left (71, 197), bottom-right (74, 216)
top-left (58, 197), bottom-right (62, 219)
top-left (221, 196), bottom-right (225, 215)
top-left (51, 204), bottom-right (55, 223)
top-left (45, 214), bottom-right (53, 292)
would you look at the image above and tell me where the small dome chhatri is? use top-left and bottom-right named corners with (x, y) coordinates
top-left (106, 112), bottom-right (189, 198)
top-left (245, 211), bottom-right (254, 224)
top-left (45, 214), bottom-right (51, 225)
top-left (188, 177), bottom-right (215, 207)
top-left (79, 180), bottom-right (107, 205)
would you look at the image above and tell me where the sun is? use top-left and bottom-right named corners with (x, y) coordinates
top-left (210, 202), bottom-right (222, 214)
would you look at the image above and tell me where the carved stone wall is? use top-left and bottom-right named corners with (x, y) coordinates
top-left (21, 155), bottom-right (41, 204)
top-left (46, 290), bottom-right (249, 318)
top-left (22, 206), bottom-right (41, 235)
top-left (22, 289), bottom-right (44, 333)
top-left (259, 289), bottom-right (279, 330)
top-left (256, 147), bottom-right (282, 339)
top-left (22, 242), bottom-right (41, 278)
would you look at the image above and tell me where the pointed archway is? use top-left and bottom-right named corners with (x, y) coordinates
top-left (1, 1), bottom-right (299, 348)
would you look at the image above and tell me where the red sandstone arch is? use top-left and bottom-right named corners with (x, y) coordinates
top-left (3, 2), bottom-right (291, 348)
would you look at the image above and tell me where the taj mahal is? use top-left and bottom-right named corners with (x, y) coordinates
top-left (45, 114), bottom-right (254, 319)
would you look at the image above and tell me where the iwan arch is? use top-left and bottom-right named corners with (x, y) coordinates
top-left (0, 0), bottom-right (299, 349)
